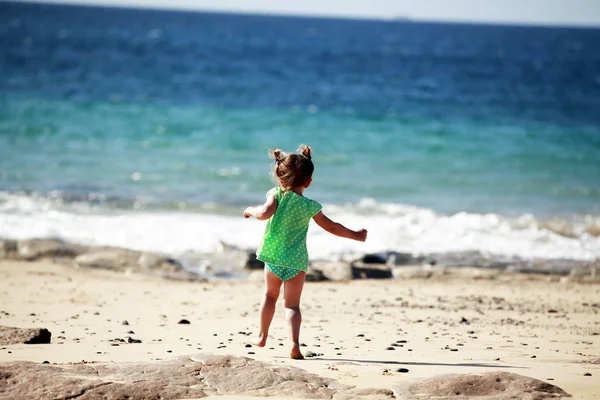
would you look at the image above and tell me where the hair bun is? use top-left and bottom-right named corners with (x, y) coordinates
top-left (269, 148), bottom-right (285, 163)
top-left (298, 144), bottom-right (312, 160)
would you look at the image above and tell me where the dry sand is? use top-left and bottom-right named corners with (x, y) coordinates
top-left (0, 259), bottom-right (599, 399)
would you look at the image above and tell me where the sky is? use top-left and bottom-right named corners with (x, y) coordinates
top-left (13, 0), bottom-right (600, 27)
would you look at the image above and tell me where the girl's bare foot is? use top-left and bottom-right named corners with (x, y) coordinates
top-left (290, 344), bottom-right (304, 360)
top-left (250, 334), bottom-right (267, 347)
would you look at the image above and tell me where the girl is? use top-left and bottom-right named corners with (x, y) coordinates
top-left (243, 144), bottom-right (367, 359)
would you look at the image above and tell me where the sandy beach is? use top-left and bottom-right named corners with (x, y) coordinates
top-left (1, 258), bottom-right (598, 399)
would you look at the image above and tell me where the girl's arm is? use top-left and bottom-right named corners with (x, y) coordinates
top-left (243, 195), bottom-right (278, 220)
top-left (313, 211), bottom-right (367, 242)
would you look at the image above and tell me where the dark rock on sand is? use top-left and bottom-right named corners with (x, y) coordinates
top-left (244, 252), bottom-right (264, 270)
top-left (351, 261), bottom-right (392, 279)
top-left (305, 267), bottom-right (328, 282)
top-left (178, 319), bottom-right (190, 325)
top-left (0, 355), bottom-right (395, 400)
top-left (0, 326), bottom-right (51, 345)
top-left (362, 252), bottom-right (421, 265)
top-left (392, 371), bottom-right (571, 400)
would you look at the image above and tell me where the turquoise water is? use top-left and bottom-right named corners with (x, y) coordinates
top-left (1, 2), bottom-right (600, 262)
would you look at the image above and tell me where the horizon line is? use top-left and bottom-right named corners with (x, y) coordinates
top-left (5, 0), bottom-right (600, 29)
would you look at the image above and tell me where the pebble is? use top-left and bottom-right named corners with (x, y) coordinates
top-left (386, 347), bottom-right (395, 350)
top-left (245, 344), bottom-right (252, 348)
top-left (178, 319), bottom-right (190, 324)
top-left (121, 320), bottom-right (129, 326)
top-left (42, 361), bottom-right (49, 364)
top-left (397, 368), bottom-right (409, 373)
top-left (584, 372), bottom-right (592, 376)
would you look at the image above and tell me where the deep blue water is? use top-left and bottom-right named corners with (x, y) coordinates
top-left (1, 1), bottom-right (600, 217)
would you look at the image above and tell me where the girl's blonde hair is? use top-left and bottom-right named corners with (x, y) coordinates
top-left (268, 144), bottom-right (314, 190)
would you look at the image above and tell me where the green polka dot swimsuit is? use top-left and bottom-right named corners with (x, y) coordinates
top-left (256, 187), bottom-right (322, 280)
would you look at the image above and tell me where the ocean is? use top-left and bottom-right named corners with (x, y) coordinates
top-left (1, 1), bottom-right (600, 265)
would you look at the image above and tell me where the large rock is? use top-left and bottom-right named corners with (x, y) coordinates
top-left (351, 261), bottom-right (393, 279)
top-left (311, 261), bottom-right (353, 281)
top-left (0, 240), bottom-right (17, 259)
top-left (137, 253), bottom-right (185, 273)
top-left (392, 371), bottom-right (571, 400)
top-left (16, 239), bottom-right (87, 261)
top-left (74, 249), bottom-right (142, 271)
top-left (0, 326), bottom-right (51, 345)
top-left (0, 354), bottom-right (395, 400)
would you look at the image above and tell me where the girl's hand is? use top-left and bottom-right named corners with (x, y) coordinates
top-left (354, 229), bottom-right (368, 242)
top-left (243, 207), bottom-right (252, 219)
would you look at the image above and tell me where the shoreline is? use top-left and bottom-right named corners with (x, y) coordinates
top-left (1, 257), bottom-right (599, 398)
top-left (1, 238), bottom-right (599, 284)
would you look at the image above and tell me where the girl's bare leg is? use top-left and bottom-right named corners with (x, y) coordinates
top-left (251, 268), bottom-right (282, 347)
top-left (283, 271), bottom-right (307, 359)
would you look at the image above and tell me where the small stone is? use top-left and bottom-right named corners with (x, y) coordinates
top-left (42, 361), bottom-right (49, 364)
top-left (386, 347), bottom-right (395, 350)
top-left (397, 368), bottom-right (409, 373)
top-left (178, 319), bottom-right (190, 325)
top-left (245, 344), bottom-right (252, 348)
top-left (167, 350), bottom-right (172, 353)
top-left (305, 351), bottom-right (317, 357)
top-left (450, 349), bottom-right (458, 352)
top-left (127, 330), bottom-right (134, 334)
top-left (584, 372), bottom-right (592, 376)
top-left (531, 355), bottom-right (536, 358)
top-left (247, 351), bottom-right (255, 354)
top-left (121, 320), bottom-right (129, 325)
top-left (357, 334), bottom-right (364, 337)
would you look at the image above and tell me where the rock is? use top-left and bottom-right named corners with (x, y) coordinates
top-left (74, 249), bottom-right (141, 271)
top-left (0, 355), bottom-right (397, 400)
top-left (243, 252), bottom-right (264, 270)
top-left (392, 265), bottom-right (435, 279)
top-left (392, 371), bottom-right (571, 400)
top-left (541, 219), bottom-right (578, 238)
top-left (306, 267), bottom-right (328, 282)
top-left (585, 224), bottom-right (600, 237)
top-left (177, 319), bottom-right (190, 325)
top-left (0, 326), bottom-right (52, 345)
top-left (351, 261), bottom-right (392, 279)
top-left (362, 252), bottom-right (422, 266)
top-left (16, 239), bottom-right (87, 261)
top-left (0, 239), bottom-right (18, 259)
top-left (138, 253), bottom-right (184, 273)
top-left (311, 261), bottom-right (353, 281)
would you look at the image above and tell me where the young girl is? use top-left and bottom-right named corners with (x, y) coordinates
top-left (243, 144), bottom-right (367, 359)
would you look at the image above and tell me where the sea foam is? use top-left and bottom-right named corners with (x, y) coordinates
top-left (0, 193), bottom-right (598, 262)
